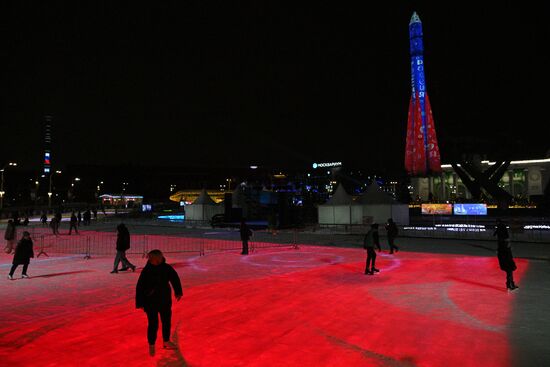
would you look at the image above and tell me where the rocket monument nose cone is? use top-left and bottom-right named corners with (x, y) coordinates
top-left (410, 11), bottom-right (421, 25)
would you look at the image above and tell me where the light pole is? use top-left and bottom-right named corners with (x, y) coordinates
top-left (34, 180), bottom-right (40, 204)
top-left (48, 170), bottom-right (62, 208)
top-left (0, 162), bottom-right (17, 209)
top-left (68, 177), bottom-right (80, 202)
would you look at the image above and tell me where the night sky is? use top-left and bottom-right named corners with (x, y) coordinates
top-left (2, 1), bottom-right (549, 174)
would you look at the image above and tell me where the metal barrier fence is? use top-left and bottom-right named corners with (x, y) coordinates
top-left (32, 229), bottom-right (298, 259)
top-left (292, 223), bottom-right (550, 244)
top-left (401, 226), bottom-right (550, 243)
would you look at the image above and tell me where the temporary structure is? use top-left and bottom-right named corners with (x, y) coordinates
top-left (355, 182), bottom-right (409, 225)
top-left (318, 185), bottom-right (362, 225)
top-left (318, 182), bottom-right (409, 226)
top-left (185, 189), bottom-right (224, 221)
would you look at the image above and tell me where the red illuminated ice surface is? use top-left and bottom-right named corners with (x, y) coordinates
top-left (0, 243), bottom-right (525, 367)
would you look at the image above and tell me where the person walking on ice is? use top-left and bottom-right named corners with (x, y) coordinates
top-left (136, 249), bottom-right (183, 356)
top-left (111, 223), bottom-right (136, 273)
top-left (385, 218), bottom-right (399, 254)
top-left (4, 219), bottom-right (17, 254)
top-left (8, 231), bottom-right (34, 280)
top-left (240, 218), bottom-right (252, 255)
top-left (364, 224), bottom-right (380, 275)
top-left (69, 212), bottom-right (79, 235)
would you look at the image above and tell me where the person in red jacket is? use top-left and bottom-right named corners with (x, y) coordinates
top-left (136, 249), bottom-right (183, 356)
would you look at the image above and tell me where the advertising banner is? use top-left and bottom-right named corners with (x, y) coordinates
top-left (453, 204), bottom-right (487, 216)
top-left (421, 204), bottom-right (452, 215)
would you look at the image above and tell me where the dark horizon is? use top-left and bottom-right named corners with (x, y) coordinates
top-left (2, 2), bottom-right (549, 174)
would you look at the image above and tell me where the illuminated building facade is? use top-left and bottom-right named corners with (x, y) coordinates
top-left (169, 190), bottom-right (225, 205)
top-left (411, 158), bottom-right (550, 203)
top-left (99, 194), bottom-right (143, 208)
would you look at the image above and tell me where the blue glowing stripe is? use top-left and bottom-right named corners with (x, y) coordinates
top-left (157, 215), bottom-right (185, 221)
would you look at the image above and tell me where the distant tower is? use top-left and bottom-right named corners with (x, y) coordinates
top-left (43, 115), bottom-right (52, 174)
top-left (404, 12), bottom-right (442, 176)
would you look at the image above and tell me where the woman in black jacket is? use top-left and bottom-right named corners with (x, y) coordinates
top-left (494, 219), bottom-right (518, 291)
top-left (8, 231), bottom-right (34, 280)
top-left (136, 249), bottom-right (183, 356)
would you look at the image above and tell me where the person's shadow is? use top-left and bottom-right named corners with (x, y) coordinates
top-left (29, 270), bottom-right (95, 279)
top-left (447, 276), bottom-right (507, 292)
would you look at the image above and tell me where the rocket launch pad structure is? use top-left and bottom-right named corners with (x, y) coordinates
top-left (405, 12), bottom-right (442, 177)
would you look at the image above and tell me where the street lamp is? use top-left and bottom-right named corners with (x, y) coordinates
top-left (48, 170), bottom-right (62, 208)
top-left (0, 162), bottom-right (17, 209)
top-left (69, 177), bottom-right (81, 202)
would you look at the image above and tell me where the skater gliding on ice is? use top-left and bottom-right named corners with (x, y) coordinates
top-left (364, 224), bottom-right (380, 275)
top-left (136, 249), bottom-right (183, 356)
top-left (7, 231), bottom-right (34, 280)
top-left (385, 218), bottom-right (399, 254)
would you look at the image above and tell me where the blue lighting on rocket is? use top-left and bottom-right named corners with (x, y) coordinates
top-left (409, 12), bottom-right (427, 150)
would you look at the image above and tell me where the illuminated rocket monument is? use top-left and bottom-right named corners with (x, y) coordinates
top-left (404, 12), bottom-right (442, 176)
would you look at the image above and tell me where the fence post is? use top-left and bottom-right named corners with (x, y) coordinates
top-left (142, 235), bottom-right (148, 258)
top-left (84, 236), bottom-right (91, 259)
top-left (37, 235), bottom-right (49, 257)
top-left (293, 230), bottom-right (299, 249)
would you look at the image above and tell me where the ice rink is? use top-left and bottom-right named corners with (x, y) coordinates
top-left (1, 224), bottom-right (549, 366)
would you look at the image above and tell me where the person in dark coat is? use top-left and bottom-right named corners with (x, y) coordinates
top-left (4, 219), bottom-right (17, 254)
top-left (54, 211), bottom-right (62, 234)
top-left (136, 249), bottom-right (183, 356)
top-left (372, 223), bottom-right (381, 252)
top-left (239, 218), bottom-right (252, 255)
top-left (83, 209), bottom-right (91, 226)
top-left (385, 218), bottom-right (399, 254)
top-left (50, 217), bottom-right (59, 235)
top-left (111, 223), bottom-right (136, 273)
top-left (494, 219), bottom-right (518, 290)
top-left (77, 211), bottom-right (82, 225)
top-left (8, 231), bottom-right (34, 280)
top-left (40, 212), bottom-right (48, 226)
top-left (364, 224), bottom-right (380, 275)
top-left (69, 212), bottom-right (79, 235)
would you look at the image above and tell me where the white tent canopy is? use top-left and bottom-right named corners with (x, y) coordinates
top-left (324, 184), bottom-right (354, 205)
top-left (355, 182), bottom-right (409, 225)
top-left (185, 189), bottom-right (224, 221)
top-left (356, 182), bottom-right (397, 205)
top-left (318, 182), bottom-right (409, 226)
top-left (318, 185), bottom-right (361, 225)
